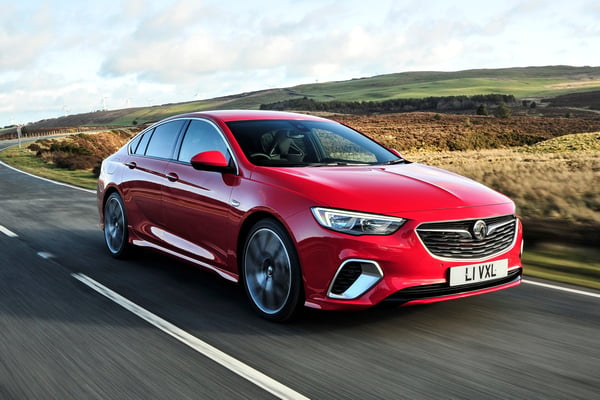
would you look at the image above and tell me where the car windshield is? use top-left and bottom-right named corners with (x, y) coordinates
top-left (226, 119), bottom-right (402, 167)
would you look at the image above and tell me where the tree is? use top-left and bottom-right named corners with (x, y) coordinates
top-left (495, 102), bottom-right (511, 119)
top-left (476, 104), bottom-right (489, 115)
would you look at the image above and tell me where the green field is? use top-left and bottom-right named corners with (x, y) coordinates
top-left (9, 65), bottom-right (600, 129)
top-left (114, 66), bottom-right (600, 125)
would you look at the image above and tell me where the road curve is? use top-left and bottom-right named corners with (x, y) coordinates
top-left (0, 141), bottom-right (599, 399)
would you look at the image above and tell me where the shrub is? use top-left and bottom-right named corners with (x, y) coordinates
top-left (495, 102), bottom-right (512, 119)
top-left (53, 152), bottom-right (98, 170)
top-left (28, 143), bottom-right (41, 153)
top-left (92, 162), bottom-right (102, 177)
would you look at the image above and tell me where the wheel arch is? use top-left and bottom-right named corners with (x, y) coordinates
top-left (236, 210), bottom-right (303, 275)
top-left (99, 186), bottom-right (121, 228)
top-left (237, 212), bottom-right (306, 321)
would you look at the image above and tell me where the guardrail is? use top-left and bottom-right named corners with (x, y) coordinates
top-left (0, 126), bottom-right (112, 141)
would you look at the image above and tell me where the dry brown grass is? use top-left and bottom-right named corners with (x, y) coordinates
top-left (405, 132), bottom-right (600, 243)
top-left (27, 129), bottom-right (137, 174)
top-left (334, 112), bottom-right (600, 151)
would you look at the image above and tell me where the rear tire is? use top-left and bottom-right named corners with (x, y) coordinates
top-left (242, 219), bottom-right (303, 322)
top-left (103, 192), bottom-right (132, 259)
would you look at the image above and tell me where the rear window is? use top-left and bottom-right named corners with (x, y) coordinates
top-left (129, 129), bottom-right (153, 155)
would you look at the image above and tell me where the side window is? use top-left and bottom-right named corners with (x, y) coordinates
top-left (145, 120), bottom-right (186, 159)
top-left (177, 120), bottom-right (231, 163)
top-left (128, 133), bottom-right (142, 154)
top-left (131, 129), bottom-right (153, 155)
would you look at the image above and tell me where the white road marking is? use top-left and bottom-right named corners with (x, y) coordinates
top-left (523, 279), bottom-right (600, 299)
top-left (37, 252), bottom-right (55, 259)
top-left (0, 225), bottom-right (18, 237)
top-left (71, 273), bottom-right (310, 400)
top-left (0, 160), bottom-right (95, 194)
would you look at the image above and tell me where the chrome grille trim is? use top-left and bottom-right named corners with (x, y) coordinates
top-left (416, 215), bottom-right (517, 261)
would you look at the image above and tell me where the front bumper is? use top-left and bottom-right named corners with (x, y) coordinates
top-left (289, 205), bottom-right (524, 311)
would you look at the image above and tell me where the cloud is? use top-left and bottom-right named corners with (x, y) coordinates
top-left (0, 5), bottom-right (53, 70)
top-left (2, 0), bottom-right (600, 127)
top-left (100, 1), bottom-right (415, 87)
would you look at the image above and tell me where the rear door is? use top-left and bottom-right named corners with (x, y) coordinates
top-left (120, 119), bottom-right (187, 242)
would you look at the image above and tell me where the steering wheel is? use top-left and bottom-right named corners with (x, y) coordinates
top-left (250, 153), bottom-right (271, 161)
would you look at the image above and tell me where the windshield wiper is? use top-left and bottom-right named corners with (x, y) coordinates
top-left (308, 162), bottom-right (346, 167)
top-left (383, 159), bottom-right (407, 165)
top-left (308, 161), bottom-right (370, 167)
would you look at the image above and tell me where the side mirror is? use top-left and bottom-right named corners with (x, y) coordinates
top-left (190, 151), bottom-right (235, 173)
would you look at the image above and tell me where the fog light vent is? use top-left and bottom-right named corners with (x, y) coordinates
top-left (328, 259), bottom-right (383, 300)
top-left (330, 262), bottom-right (362, 295)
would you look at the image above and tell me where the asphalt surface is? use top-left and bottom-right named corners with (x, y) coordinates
top-left (1, 139), bottom-right (599, 399)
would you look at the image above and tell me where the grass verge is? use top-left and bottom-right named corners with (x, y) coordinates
top-left (523, 244), bottom-right (600, 290)
top-left (0, 144), bottom-right (97, 190)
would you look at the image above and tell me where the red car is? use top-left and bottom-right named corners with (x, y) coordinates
top-left (97, 110), bottom-right (523, 321)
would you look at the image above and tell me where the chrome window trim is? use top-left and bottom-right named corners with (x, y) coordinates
top-left (127, 117), bottom-right (240, 175)
top-left (127, 119), bottom-right (186, 159)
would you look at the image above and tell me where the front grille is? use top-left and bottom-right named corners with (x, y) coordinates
top-left (383, 268), bottom-right (522, 304)
top-left (416, 215), bottom-right (517, 260)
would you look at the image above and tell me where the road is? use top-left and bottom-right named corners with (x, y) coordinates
top-left (1, 139), bottom-right (599, 399)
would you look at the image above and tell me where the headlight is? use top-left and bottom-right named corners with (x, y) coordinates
top-left (311, 207), bottom-right (406, 236)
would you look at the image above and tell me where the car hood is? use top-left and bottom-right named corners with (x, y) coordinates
top-left (252, 163), bottom-right (513, 214)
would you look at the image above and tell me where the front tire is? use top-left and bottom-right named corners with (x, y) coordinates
top-left (242, 219), bottom-right (303, 322)
top-left (103, 192), bottom-right (132, 259)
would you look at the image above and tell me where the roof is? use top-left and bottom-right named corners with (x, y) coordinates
top-left (171, 109), bottom-right (329, 123)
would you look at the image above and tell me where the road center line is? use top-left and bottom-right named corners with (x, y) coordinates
top-left (523, 279), bottom-right (600, 299)
top-left (71, 273), bottom-right (309, 400)
top-left (0, 225), bottom-right (18, 237)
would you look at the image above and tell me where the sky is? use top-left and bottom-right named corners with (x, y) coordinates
top-left (1, 0), bottom-right (599, 127)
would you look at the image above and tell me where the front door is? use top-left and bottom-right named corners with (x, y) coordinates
top-left (161, 119), bottom-right (238, 274)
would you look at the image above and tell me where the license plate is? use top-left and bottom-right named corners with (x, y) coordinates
top-left (449, 259), bottom-right (508, 287)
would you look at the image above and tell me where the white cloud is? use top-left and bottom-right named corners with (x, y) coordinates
top-left (1, 0), bottom-right (599, 126)
top-left (0, 5), bottom-right (53, 70)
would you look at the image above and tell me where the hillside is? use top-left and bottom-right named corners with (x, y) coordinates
top-left (5, 65), bottom-right (600, 131)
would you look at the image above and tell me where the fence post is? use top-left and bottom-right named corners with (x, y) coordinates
top-left (17, 125), bottom-right (23, 148)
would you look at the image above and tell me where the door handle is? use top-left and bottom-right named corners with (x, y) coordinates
top-left (125, 161), bottom-right (137, 169)
top-left (166, 172), bottom-right (179, 182)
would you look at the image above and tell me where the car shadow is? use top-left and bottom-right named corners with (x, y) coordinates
top-left (82, 246), bottom-right (497, 337)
